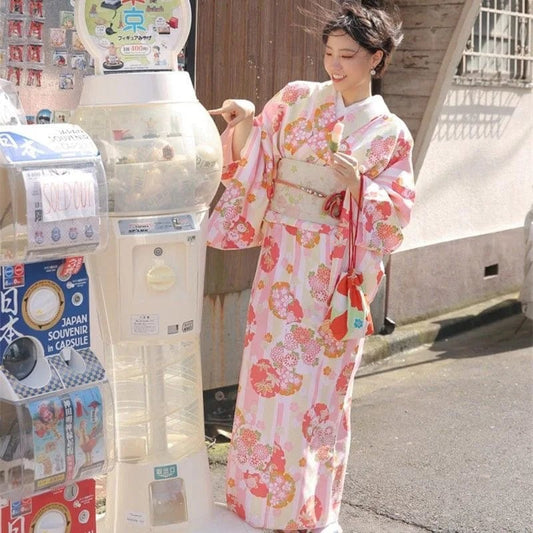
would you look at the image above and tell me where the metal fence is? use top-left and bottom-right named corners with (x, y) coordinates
top-left (456, 0), bottom-right (533, 87)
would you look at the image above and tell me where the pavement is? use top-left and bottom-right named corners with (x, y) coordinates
top-left (360, 293), bottom-right (523, 367)
top-left (207, 293), bottom-right (533, 532)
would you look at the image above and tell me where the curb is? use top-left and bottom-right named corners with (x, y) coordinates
top-left (361, 293), bottom-right (521, 366)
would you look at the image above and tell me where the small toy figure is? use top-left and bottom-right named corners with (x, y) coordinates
top-left (112, 129), bottom-right (132, 141)
top-left (27, 45), bottom-right (42, 63)
top-left (147, 0), bottom-right (163, 12)
top-left (156, 21), bottom-right (170, 35)
top-left (106, 42), bottom-right (117, 61)
top-left (143, 117), bottom-right (158, 138)
top-left (61, 12), bottom-right (75, 30)
top-left (153, 45), bottom-right (161, 65)
top-left (71, 54), bottom-right (87, 70)
top-left (53, 52), bottom-right (67, 67)
top-left (50, 27), bottom-right (66, 47)
top-left (8, 45), bottom-right (23, 63)
top-left (10, 0), bottom-right (23, 14)
top-left (26, 69), bottom-right (42, 87)
top-left (8, 19), bottom-right (24, 39)
top-left (162, 144), bottom-right (174, 160)
top-left (28, 21), bottom-right (44, 41)
top-left (59, 74), bottom-right (74, 90)
top-left (29, 0), bottom-right (44, 17)
top-left (177, 50), bottom-right (186, 71)
top-left (72, 32), bottom-right (86, 51)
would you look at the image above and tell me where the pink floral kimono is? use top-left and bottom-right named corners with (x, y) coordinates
top-left (207, 80), bottom-right (415, 530)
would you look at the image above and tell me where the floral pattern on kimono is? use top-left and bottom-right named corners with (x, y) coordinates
top-left (207, 80), bottom-right (415, 530)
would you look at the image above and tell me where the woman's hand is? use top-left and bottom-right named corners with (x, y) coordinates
top-left (209, 99), bottom-right (255, 127)
top-left (332, 152), bottom-right (361, 202)
top-left (209, 99), bottom-right (256, 160)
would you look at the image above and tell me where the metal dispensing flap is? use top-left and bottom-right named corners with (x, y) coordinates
top-left (74, 0), bottom-right (192, 75)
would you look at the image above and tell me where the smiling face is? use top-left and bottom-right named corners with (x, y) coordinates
top-left (323, 30), bottom-right (383, 106)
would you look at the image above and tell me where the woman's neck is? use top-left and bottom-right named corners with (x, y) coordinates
top-left (338, 89), bottom-right (373, 110)
top-left (341, 81), bottom-right (373, 107)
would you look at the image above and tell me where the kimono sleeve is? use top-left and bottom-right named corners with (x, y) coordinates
top-left (355, 123), bottom-right (415, 255)
top-left (207, 91), bottom-right (286, 249)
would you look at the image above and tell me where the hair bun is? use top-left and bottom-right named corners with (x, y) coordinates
top-left (322, 0), bottom-right (404, 77)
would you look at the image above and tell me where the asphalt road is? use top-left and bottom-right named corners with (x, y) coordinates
top-left (341, 312), bottom-right (533, 532)
top-left (210, 313), bottom-right (533, 532)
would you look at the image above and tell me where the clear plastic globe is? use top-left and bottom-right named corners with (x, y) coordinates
top-left (72, 72), bottom-right (222, 216)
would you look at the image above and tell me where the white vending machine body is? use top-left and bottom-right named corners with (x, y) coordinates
top-left (73, 69), bottom-right (256, 531)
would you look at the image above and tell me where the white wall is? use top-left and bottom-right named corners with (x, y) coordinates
top-left (401, 85), bottom-right (533, 252)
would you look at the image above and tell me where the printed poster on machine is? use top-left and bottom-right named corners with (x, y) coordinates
top-left (27, 386), bottom-right (105, 492)
top-left (1, 257), bottom-right (91, 360)
top-left (74, 0), bottom-right (192, 74)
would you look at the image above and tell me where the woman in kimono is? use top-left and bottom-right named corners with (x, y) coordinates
top-left (208, 1), bottom-right (415, 531)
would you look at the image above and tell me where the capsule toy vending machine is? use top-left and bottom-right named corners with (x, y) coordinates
top-left (71, 1), bottom-right (256, 532)
top-left (0, 82), bottom-right (114, 533)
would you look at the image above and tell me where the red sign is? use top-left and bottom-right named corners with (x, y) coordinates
top-left (58, 257), bottom-right (84, 279)
top-left (0, 479), bottom-right (96, 533)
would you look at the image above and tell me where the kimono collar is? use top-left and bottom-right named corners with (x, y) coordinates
top-left (335, 92), bottom-right (390, 137)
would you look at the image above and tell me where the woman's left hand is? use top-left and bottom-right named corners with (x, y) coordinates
top-left (331, 152), bottom-right (361, 201)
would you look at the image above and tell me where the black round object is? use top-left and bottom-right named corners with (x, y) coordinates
top-left (2, 337), bottom-right (38, 380)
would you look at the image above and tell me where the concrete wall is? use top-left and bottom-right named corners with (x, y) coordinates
top-left (387, 84), bottom-right (533, 324)
top-left (386, 0), bottom-right (480, 169)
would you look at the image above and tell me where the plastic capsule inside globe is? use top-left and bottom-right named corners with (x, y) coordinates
top-left (195, 144), bottom-right (218, 170)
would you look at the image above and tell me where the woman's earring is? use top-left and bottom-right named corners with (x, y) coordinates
top-left (370, 68), bottom-right (376, 76)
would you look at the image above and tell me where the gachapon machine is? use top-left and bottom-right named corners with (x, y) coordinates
top-left (71, 0), bottom-right (256, 531)
top-left (0, 100), bottom-right (114, 532)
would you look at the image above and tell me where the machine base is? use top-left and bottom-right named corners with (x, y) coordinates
top-left (98, 446), bottom-right (260, 532)
top-left (98, 503), bottom-right (261, 532)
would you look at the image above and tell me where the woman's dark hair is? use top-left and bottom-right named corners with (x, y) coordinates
top-left (321, 0), bottom-right (403, 78)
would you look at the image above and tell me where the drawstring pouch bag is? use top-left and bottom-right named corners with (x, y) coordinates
top-left (325, 179), bottom-right (374, 341)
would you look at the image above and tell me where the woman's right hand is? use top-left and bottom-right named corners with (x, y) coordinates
top-left (209, 99), bottom-right (255, 127)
